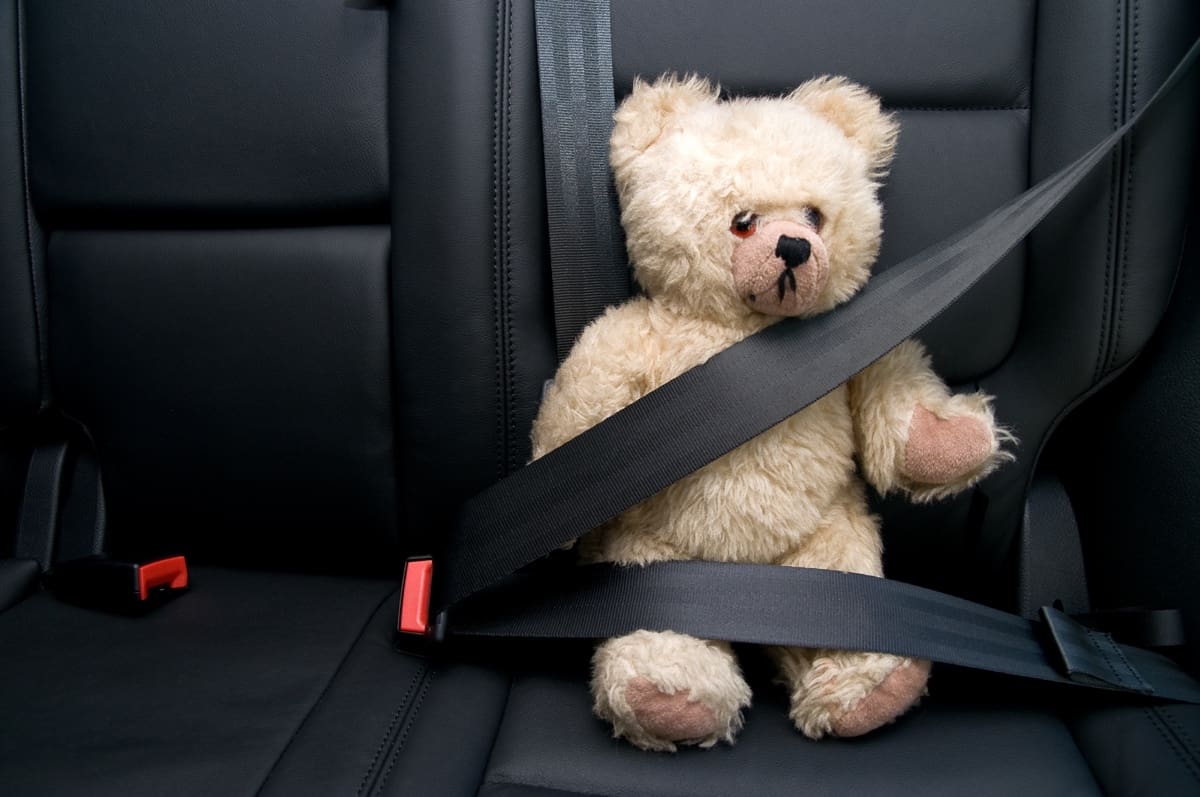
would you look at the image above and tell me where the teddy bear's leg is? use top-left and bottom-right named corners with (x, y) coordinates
top-left (770, 489), bottom-right (930, 739)
top-left (591, 629), bottom-right (752, 752)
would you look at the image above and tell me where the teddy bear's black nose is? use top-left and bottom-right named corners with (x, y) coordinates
top-left (775, 235), bottom-right (812, 270)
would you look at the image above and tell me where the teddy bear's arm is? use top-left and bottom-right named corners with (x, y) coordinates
top-left (530, 303), bottom-right (655, 461)
top-left (847, 339), bottom-right (1014, 502)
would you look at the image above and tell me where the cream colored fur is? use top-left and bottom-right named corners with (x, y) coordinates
top-left (530, 75), bottom-right (1012, 751)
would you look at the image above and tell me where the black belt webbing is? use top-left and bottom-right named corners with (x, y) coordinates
top-left (423, 13), bottom-right (1200, 705)
top-left (445, 561), bottom-right (1200, 703)
top-left (534, 0), bottom-right (631, 362)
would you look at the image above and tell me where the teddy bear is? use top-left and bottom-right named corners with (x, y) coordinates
top-left (529, 74), bottom-right (1012, 752)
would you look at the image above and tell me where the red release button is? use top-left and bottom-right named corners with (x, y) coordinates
top-left (137, 556), bottom-right (189, 601)
top-left (398, 558), bottom-right (434, 635)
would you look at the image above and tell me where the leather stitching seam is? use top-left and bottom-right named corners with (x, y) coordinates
top-left (1157, 706), bottom-right (1200, 774)
top-left (14, 0), bottom-right (46, 407)
top-left (1143, 705), bottom-right (1200, 784)
top-left (491, 0), bottom-right (515, 478)
top-left (373, 670), bottom-right (434, 796)
top-left (502, 0), bottom-right (517, 474)
top-left (1096, 0), bottom-right (1124, 383)
top-left (491, 0), bottom-right (507, 479)
top-left (1159, 707), bottom-right (1200, 759)
top-left (1086, 630), bottom-right (1149, 692)
top-left (356, 665), bottom-right (425, 797)
top-left (1112, 0), bottom-right (1139, 366)
top-left (253, 588), bottom-right (398, 796)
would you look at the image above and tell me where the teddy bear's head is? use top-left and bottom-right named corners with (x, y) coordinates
top-left (611, 75), bottom-right (898, 324)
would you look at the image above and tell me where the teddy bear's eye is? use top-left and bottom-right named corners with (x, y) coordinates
top-left (804, 207), bottom-right (824, 231)
top-left (731, 211), bottom-right (758, 238)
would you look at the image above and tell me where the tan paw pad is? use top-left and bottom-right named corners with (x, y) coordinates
top-left (829, 658), bottom-right (931, 738)
top-left (903, 406), bottom-right (993, 484)
top-left (625, 677), bottom-right (721, 742)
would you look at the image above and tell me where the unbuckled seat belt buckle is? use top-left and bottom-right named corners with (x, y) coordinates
top-left (396, 557), bottom-right (447, 642)
top-left (1040, 606), bottom-right (1155, 695)
top-left (47, 555), bottom-right (189, 614)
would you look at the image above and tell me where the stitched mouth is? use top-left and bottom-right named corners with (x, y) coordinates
top-left (777, 268), bottom-right (798, 300)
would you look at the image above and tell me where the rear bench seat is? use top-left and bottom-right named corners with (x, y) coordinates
top-left (1, 1), bottom-right (1199, 795)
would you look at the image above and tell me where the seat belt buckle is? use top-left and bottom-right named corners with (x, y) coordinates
top-left (396, 557), bottom-right (447, 643)
top-left (47, 555), bottom-right (189, 614)
top-left (1040, 606), bottom-right (1155, 695)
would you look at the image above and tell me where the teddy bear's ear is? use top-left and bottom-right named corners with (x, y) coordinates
top-left (789, 77), bottom-right (899, 174)
top-left (610, 74), bottom-right (718, 173)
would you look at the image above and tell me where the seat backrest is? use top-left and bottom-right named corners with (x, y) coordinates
top-left (392, 0), bottom-right (1199, 602)
top-left (3, 0), bottom-right (1197, 602)
top-left (4, 0), bottom-right (401, 574)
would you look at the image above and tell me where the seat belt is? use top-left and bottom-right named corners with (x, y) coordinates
top-left (441, 560), bottom-right (1200, 703)
top-left (534, 0), bottom-right (631, 362)
top-left (1018, 473), bottom-right (1090, 617)
top-left (399, 9), bottom-right (1200, 704)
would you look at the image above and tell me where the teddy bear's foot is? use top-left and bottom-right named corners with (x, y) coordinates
top-left (592, 630), bottom-right (752, 752)
top-left (788, 651), bottom-right (929, 740)
top-left (622, 677), bottom-right (726, 749)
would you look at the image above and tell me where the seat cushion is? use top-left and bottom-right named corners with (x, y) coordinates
top-left (0, 569), bottom-right (403, 795)
top-left (476, 665), bottom-right (1103, 797)
top-left (4, 568), bottom-right (1199, 796)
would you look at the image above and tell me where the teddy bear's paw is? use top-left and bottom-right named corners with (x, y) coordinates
top-left (790, 652), bottom-right (930, 740)
top-left (900, 401), bottom-right (1013, 500)
top-left (618, 677), bottom-right (735, 751)
top-left (592, 630), bottom-right (752, 752)
top-left (902, 405), bottom-right (993, 485)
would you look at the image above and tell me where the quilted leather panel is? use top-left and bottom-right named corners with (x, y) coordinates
top-left (25, 0), bottom-right (389, 223)
top-left (611, 0), bottom-right (1034, 106)
top-left (48, 227), bottom-right (399, 571)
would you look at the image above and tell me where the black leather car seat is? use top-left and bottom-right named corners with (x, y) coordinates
top-left (2, 1), bottom-right (1199, 794)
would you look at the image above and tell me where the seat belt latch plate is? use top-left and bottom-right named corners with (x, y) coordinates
top-left (398, 557), bottom-right (436, 636)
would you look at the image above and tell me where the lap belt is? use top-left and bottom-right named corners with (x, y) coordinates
top-left (398, 2), bottom-right (1200, 706)
top-left (440, 560), bottom-right (1199, 702)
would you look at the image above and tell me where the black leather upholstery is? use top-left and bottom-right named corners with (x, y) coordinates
top-left (1057, 196), bottom-right (1200, 676)
top-left (1, 0), bottom-right (1199, 794)
top-left (0, 0), bottom-right (39, 422)
top-left (25, 0), bottom-right (389, 226)
top-left (11, 0), bottom-right (402, 573)
top-left (477, 668), bottom-right (1103, 797)
top-left (391, 0), bottom-right (556, 546)
top-left (49, 228), bottom-right (399, 572)
top-left (610, 1), bottom-right (1034, 106)
top-left (979, 0), bottom-right (1200, 602)
top-left (0, 569), bottom-right (400, 795)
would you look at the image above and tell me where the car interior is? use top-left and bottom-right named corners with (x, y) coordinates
top-left (2, 1), bottom-right (1200, 794)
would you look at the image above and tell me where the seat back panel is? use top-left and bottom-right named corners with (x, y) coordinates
top-left (26, 0), bottom-right (389, 225)
top-left (49, 227), bottom-right (399, 569)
